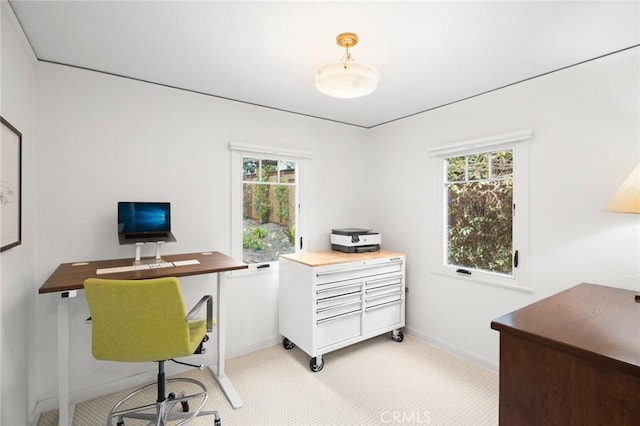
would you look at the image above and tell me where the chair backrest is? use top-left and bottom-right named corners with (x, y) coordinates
top-left (84, 277), bottom-right (192, 362)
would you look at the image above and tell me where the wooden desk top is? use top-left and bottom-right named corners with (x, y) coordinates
top-left (39, 251), bottom-right (247, 294)
top-left (280, 250), bottom-right (404, 267)
top-left (491, 283), bottom-right (640, 376)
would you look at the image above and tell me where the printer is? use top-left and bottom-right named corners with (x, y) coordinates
top-left (331, 228), bottom-right (381, 253)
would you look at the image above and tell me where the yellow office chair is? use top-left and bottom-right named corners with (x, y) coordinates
top-left (84, 277), bottom-right (221, 426)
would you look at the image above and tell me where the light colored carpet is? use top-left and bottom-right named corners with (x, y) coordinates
top-left (38, 334), bottom-right (498, 425)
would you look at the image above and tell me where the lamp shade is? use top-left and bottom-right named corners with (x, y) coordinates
top-left (604, 163), bottom-right (640, 213)
top-left (315, 61), bottom-right (380, 99)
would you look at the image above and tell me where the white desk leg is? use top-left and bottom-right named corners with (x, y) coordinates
top-left (212, 273), bottom-right (244, 408)
top-left (57, 291), bottom-right (76, 426)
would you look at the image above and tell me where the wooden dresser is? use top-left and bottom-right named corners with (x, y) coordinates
top-left (491, 283), bottom-right (640, 425)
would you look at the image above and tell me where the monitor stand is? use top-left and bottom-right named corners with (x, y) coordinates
top-left (154, 241), bottom-right (167, 263)
top-left (132, 241), bottom-right (167, 265)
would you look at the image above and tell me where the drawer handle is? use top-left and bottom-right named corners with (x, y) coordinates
top-left (317, 290), bottom-right (362, 304)
top-left (317, 300), bottom-right (362, 314)
top-left (315, 260), bottom-right (403, 277)
top-left (366, 289), bottom-right (403, 301)
top-left (365, 299), bottom-right (402, 312)
top-left (316, 309), bottom-right (361, 325)
top-left (366, 282), bottom-right (402, 292)
top-left (316, 283), bottom-right (362, 295)
top-left (366, 274), bottom-right (403, 286)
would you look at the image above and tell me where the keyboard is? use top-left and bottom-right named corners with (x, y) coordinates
top-left (173, 259), bottom-right (200, 267)
top-left (96, 262), bottom-right (175, 275)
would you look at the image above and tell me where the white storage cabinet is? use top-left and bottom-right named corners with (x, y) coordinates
top-left (278, 250), bottom-right (405, 371)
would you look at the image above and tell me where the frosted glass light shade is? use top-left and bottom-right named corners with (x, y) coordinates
top-left (604, 163), bottom-right (640, 213)
top-left (315, 61), bottom-right (380, 99)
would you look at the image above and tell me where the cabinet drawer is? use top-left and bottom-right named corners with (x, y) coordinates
top-left (314, 259), bottom-right (403, 285)
top-left (316, 310), bottom-right (361, 349)
top-left (365, 274), bottom-right (402, 300)
top-left (316, 298), bottom-right (362, 322)
top-left (365, 288), bottom-right (402, 305)
top-left (365, 274), bottom-right (403, 290)
top-left (317, 291), bottom-right (362, 311)
top-left (364, 299), bottom-right (402, 334)
top-left (316, 281), bottom-right (362, 299)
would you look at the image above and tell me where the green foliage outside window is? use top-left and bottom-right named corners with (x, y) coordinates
top-left (283, 225), bottom-right (295, 246)
top-left (243, 226), bottom-right (269, 251)
top-left (446, 150), bottom-right (514, 275)
top-left (254, 169), bottom-right (271, 224)
top-left (275, 185), bottom-right (290, 223)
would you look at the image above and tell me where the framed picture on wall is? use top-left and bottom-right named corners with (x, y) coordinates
top-left (1, 116), bottom-right (22, 252)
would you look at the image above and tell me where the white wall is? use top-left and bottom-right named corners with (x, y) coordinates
top-left (33, 61), bottom-right (371, 408)
top-left (369, 47), bottom-right (640, 368)
top-left (0, 3), bottom-right (38, 425)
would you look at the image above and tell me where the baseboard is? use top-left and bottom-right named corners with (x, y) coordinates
top-left (31, 399), bottom-right (54, 426)
top-left (226, 336), bottom-right (280, 359)
top-left (404, 327), bottom-right (498, 372)
top-left (31, 397), bottom-right (78, 426)
top-left (31, 367), bottom-right (159, 424)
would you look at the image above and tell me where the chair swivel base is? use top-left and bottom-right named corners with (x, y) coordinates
top-left (107, 377), bottom-right (220, 426)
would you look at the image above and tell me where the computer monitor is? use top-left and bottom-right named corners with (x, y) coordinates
top-left (117, 201), bottom-right (176, 244)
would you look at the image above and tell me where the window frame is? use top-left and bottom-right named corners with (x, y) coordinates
top-left (229, 142), bottom-right (311, 277)
top-left (429, 130), bottom-right (533, 292)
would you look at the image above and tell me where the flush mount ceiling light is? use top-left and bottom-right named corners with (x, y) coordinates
top-left (315, 32), bottom-right (380, 99)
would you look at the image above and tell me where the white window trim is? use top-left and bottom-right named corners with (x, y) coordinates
top-left (428, 130), bottom-right (533, 293)
top-left (229, 142), bottom-right (311, 278)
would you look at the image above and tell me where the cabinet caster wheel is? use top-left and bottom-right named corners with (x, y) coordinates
top-left (391, 330), bottom-right (404, 342)
top-left (309, 357), bottom-right (324, 372)
top-left (282, 337), bottom-right (295, 350)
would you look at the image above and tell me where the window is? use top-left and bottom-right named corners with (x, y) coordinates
top-left (446, 149), bottom-right (514, 274)
top-left (230, 143), bottom-right (311, 273)
top-left (241, 157), bottom-right (297, 263)
top-left (429, 130), bottom-right (532, 291)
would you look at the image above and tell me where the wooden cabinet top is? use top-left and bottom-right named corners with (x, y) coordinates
top-left (491, 283), bottom-right (640, 376)
top-left (280, 250), bottom-right (404, 267)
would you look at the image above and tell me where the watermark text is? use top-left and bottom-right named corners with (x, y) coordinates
top-left (380, 410), bottom-right (432, 424)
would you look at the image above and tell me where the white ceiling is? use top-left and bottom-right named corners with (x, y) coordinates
top-left (9, 1), bottom-right (640, 128)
